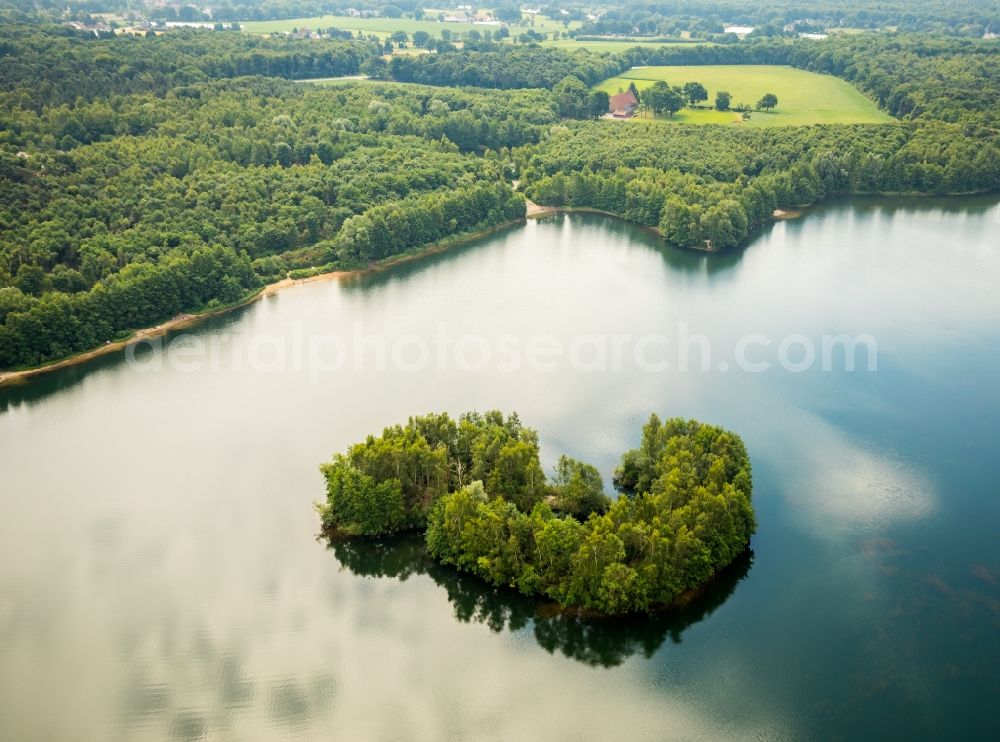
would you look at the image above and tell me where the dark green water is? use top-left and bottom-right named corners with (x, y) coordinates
top-left (1, 198), bottom-right (999, 740)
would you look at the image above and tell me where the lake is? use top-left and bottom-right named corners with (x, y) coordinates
top-left (1, 198), bottom-right (999, 740)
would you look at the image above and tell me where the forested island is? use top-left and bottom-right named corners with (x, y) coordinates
top-left (1, 4), bottom-right (1000, 374)
top-left (318, 412), bottom-right (755, 615)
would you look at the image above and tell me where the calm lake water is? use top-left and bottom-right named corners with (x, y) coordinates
top-left (2, 199), bottom-right (999, 740)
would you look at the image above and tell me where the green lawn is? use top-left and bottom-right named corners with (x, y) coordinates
top-left (597, 65), bottom-right (894, 126)
top-left (515, 14), bottom-right (580, 35)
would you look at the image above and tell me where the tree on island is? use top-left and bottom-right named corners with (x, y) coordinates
top-left (756, 93), bottom-right (779, 111)
top-left (682, 81), bottom-right (708, 106)
top-left (642, 80), bottom-right (685, 116)
top-left (318, 411), bottom-right (756, 614)
top-left (551, 455), bottom-right (610, 518)
top-left (715, 90), bottom-right (732, 111)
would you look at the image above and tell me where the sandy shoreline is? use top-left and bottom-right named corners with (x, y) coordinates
top-left (0, 273), bottom-right (344, 387)
top-left (0, 221), bottom-right (522, 387)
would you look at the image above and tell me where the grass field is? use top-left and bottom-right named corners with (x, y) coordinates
top-left (596, 65), bottom-right (894, 126)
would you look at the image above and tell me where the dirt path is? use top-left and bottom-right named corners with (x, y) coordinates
top-left (0, 219), bottom-right (523, 386)
top-left (524, 197), bottom-right (558, 217)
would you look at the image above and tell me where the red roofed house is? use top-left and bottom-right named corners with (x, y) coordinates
top-left (608, 90), bottom-right (639, 118)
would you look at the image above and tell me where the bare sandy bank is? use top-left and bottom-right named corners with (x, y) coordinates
top-left (0, 220), bottom-right (522, 387)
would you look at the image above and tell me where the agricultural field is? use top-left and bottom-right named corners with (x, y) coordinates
top-left (596, 65), bottom-right (894, 126)
top-left (514, 14), bottom-right (580, 34)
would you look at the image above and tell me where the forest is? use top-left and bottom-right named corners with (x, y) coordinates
top-left (318, 411), bottom-right (755, 614)
top-left (575, 0), bottom-right (1000, 38)
top-left (2, 15), bottom-right (1000, 371)
top-left (518, 121), bottom-right (1000, 248)
top-left (0, 75), bottom-right (550, 368)
top-left (0, 24), bottom-right (379, 109)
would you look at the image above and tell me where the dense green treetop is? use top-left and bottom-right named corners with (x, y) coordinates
top-left (575, 0), bottom-right (1000, 38)
top-left (319, 411), bottom-right (754, 614)
top-left (389, 42), bottom-right (627, 89)
top-left (0, 77), bottom-right (544, 368)
top-left (318, 411), bottom-right (564, 535)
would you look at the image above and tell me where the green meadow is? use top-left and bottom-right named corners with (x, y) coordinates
top-left (597, 64), bottom-right (893, 126)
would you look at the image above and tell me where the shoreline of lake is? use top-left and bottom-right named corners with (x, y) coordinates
top-left (0, 218), bottom-right (522, 387)
top-left (3, 192), bottom-right (995, 386)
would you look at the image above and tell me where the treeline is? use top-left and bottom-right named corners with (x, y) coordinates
top-left (0, 245), bottom-right (258, 368)
top-left (0, 76), bottom-right (557, 153)
top-left (319, 411), bottom-right (755, 614)
top-left (388, 43), bottom-right (627, 89)
top-left (577, 0), bottom-right (1000, 38)
top-left (521, 122), bottom-right (1000, 248)
top-left (0, 23), bottom-right (377, 110)
top-left (329, 181), bottom-right (526, 264)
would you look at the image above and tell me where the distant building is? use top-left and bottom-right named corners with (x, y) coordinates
top-left (65, 20), bottom-right (111, 36)
top-left (724, 25), bottom-right (755, 35)
top-left (608, 90), bottom-right (639, 118)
